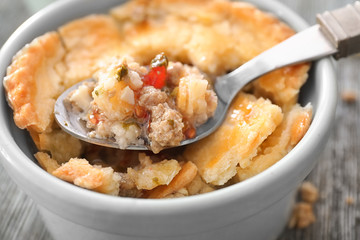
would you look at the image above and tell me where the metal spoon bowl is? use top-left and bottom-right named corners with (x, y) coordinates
top-left (54, 77), bottom-right (228, 150)
top-left (55, 2), bottom-right (360, 150)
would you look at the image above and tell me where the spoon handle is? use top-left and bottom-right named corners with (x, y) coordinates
top-left (317, 2), bottom-right (360, 59)
top-left (215, 1), bottom-right (360, 104)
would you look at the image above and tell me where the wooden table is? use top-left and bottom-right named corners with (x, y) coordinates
top-left (0, 0), bottom-right (358, 239)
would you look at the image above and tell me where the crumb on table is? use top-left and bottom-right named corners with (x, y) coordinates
top-left (346, 196), bottom-right (354, 205)
top-left (288, 181), bottom-right (319, 229)
top-left (341, 90), bottom-right (357, 103)
top-left (300, 181), bottom-right (319, 204)
top-left (288, 202), bottom-right (316, 229)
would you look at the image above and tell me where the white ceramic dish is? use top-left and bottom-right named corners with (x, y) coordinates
top-left (0, 0), bottom-right (337, 240)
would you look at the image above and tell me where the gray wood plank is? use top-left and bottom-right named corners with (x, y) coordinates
top-left (278, 0), bottom-right (359, 239)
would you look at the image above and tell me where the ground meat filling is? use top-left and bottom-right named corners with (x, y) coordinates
top-left (149, 103), bottom-right (185, 153)
top-left (68, 53), bottom-right (217, 153)
top-left (138, 86), bottom-right (168, 110)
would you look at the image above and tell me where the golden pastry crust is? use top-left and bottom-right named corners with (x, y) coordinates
top-left (58, 15), bottom-right (125, 88)
top-left (253, 64), bottom-right (310, 111)
top-left (186, 174), bottom-right (214, 196)
top-left (184, 93), bottom-right (283, 185)
top-left (4, 32), bottom-right (65, 133)
top-left (147, 161), bottom-right (198, 199)
top-left (127, 153), bottom-right (181, 190)
top-left (111, 0), bottom-right (309, 109)
top-left (52, 158), bottom-right (121, 195)
top-left (236, 104), bottom-right (312, 181)
top-left (37, 129), bottom-right (83, 164)
top-left (34, 152), bottom-right (60, 174)
top-left (111, 0), bottom-right (297, 74)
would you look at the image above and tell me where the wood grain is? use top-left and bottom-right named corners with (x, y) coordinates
top-left (0, 0), bottom-right (358, 239)
top-left (277, 1), bottom-right (360, 239)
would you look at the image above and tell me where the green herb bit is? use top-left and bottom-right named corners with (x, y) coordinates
top-left (152, 177), bottom-right (159, 184)
top-left (151, 52), bottom-right (169, 68)
top-left (122, 121), bottom-right (140, 130)
top-left (116, 64), bottom-right (128, 81)
top-left (122, 122), bottom-right (133, 130)
top-left (168, 119), bottom-right (174, 127)
top-left (170, 87), bottom-right (179, 98)
top-left (93, 87), bottom-right (104, 96)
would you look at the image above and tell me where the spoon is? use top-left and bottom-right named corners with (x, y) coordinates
top-left (55, 2), bottom-right (360, 150)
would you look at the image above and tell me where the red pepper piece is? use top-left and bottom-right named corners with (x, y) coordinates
top-left (135, 104), bottom-right (148, 119)
top-left (89, 112), bottom-right (101, 125)
top-left (184, 126), bottom-right (197, 139)
top-left (143, 66), bottom-right (167, 89)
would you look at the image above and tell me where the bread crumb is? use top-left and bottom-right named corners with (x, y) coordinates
top-left (288, 181), bottom-right (319, 229)
top-left (288, 202), bottom-right (316, 229)
top-left (341, 90), bottom-right (357, 103)
top-left (34, 152), bottom-right (60, 173)
top-left (300, 181), bottom-right (319, 204)
top-left (52, 158), bottom-right (121, 195)
top-left (346, 196), bottom-right (354, 205)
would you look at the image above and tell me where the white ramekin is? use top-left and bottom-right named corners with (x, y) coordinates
top-left (0, 0), bottom-right (337, 239)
